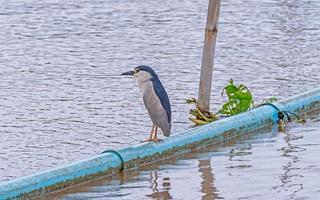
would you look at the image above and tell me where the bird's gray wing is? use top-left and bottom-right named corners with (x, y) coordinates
top-left (151, 77), bottom-right (171, 123)
top-left (143, 90), bottom-right (171, 137)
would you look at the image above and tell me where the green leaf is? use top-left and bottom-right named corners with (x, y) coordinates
top-left (218, 102), bottom-right (231, 115)
top-left (219, 80), bottom-right (254, 116)
top-left (223, 84), bottom-right (238, 99)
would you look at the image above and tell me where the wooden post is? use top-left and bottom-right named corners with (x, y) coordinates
top-left (197, 0), bottom-right (221, 112)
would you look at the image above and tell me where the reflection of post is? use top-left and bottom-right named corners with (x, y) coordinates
top-left (146, 171), bottom-right (172, 199)
top-left (198, 159), bottom-right (222, 200)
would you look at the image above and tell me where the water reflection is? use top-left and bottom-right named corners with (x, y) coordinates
top-left (273, 130), bottom-right (305, 198)
top-left (40, 117), bottom-right (320, 199)
top-left (146, 171), bottom-right (172, 200)
top-left (227, 147), bottom-right (252, 169)
top-left (198, 159), bottom-right (222, 200)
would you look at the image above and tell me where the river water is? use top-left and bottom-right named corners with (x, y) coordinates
top-left (47, 114), bottom-right (320, 200)
top-left (0, 0), bottom-right (319, 198)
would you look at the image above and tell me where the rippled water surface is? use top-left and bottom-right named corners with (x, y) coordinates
top-left (46, 115), bottom-right (320, 200)
top-left (0, 0), bottom-right (319, 196)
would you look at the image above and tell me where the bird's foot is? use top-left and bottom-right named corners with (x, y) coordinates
top-left (143, 138), bottom-right (163, 143)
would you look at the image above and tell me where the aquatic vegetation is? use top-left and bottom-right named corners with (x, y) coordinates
top-left (187, 79), bottom-right (276, 125)
top-left (261, 97), bottom-right (278, 104)
top-left (218, 79), bottom-right (254, 116)
top-left (188, 80), bottom-right (306, 126)
top-left (186, 98), bottom-right (217, 125)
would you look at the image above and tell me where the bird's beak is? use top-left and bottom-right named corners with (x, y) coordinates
top-left (121, 70), bottom-right (135, 76)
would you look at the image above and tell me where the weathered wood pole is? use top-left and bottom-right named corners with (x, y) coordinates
top-left (197, 0), bottom-right (221, 112)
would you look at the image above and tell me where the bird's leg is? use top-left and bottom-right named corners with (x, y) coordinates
top-left (149, 124), bottom-right (156, 140)
top-left (143, 125), bottom-right (162, 143)
top-left (151, 126), bottom-right (162, 143)
top-left (144, 124), bottom-right (155, 142)
top-left (154, 126), bottom-right (158, 139)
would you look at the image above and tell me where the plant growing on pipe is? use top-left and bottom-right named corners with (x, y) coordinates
top-left (187, 79), bottom-right (254, 125)
top-left (218, 79), bottom-right (254, 116)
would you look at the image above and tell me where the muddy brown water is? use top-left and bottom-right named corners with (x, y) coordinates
top-left (0, 0), bottom-right (320, 199)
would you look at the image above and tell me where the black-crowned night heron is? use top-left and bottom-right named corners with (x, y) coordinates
top-left (121, 65), bottom-right (171, 142)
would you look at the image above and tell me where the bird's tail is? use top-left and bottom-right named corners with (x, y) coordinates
top-left (162, 124), bottom-right (171, 137)
top-left (163, 130), bottom-right (170, 137)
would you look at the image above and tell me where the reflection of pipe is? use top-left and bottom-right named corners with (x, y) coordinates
top-left (0, 88), bottom-right (319, 200)
top-left (198, 159), bottom-right (222, 199)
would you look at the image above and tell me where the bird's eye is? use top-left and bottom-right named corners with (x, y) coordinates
top-left (135, 69), bottom-right (140, 73)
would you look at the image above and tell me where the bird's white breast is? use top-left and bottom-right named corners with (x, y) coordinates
top-left (138, 80), bottom-right (152, 95)
top-left (137, 71), bottom-right (153, 95)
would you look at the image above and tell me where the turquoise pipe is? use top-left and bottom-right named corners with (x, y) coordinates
top-left (0, 87), bottom-right (319, 199)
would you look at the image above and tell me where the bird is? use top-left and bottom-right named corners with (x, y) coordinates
top-left (121, 65), bottom-right (171, 142)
